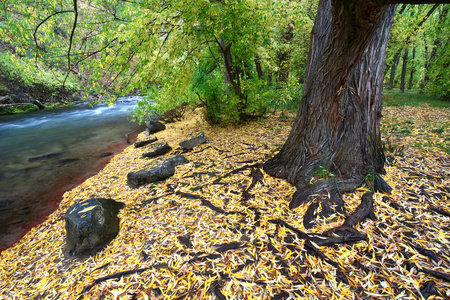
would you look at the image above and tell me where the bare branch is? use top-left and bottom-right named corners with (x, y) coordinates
top-left (67, 0), bottom-right (78, 71)
top-left (63, 0), bottom-right (79, 87)
top-left (33, 10), bottom-right (74, 63)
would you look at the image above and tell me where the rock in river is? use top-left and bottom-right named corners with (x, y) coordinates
top-left (65, 198), bottom-right (125, 255)
top-left (28, 152), bottom-right (62, 162)
top-left (127, 154), bottom-right (188, 188)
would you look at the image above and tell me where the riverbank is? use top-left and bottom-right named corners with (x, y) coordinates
top-left (0, 107), bottom-right (449, 299)
top-left (0, 99), bottom-right (143, 250)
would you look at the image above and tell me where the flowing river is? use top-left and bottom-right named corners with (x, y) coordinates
top-left (0, 97), bottom-right (144, 250)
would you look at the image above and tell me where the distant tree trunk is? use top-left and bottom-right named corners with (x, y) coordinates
top-left (421, 44), bottom-right (430, 89)
top-left (388, 48), bottom-right (402, 89)
top-left (264, 0), bottom-right (397, 209)
top-left (220, 37), bottom-right (232, 86)
top-left (254, 55), bottom-right (264, 79)
top-left (277, 23), bottom-right (294, 84)
top-left (400, 48), bottom-right (409, 93)
top-left (421, 5), bottom-right (449, 89)
top-left (219, 37), bottom-right (246, 105)
top-left (408, 47), bottom-right (416, 89)
top-left (390, 4), bottom-right (439, 90)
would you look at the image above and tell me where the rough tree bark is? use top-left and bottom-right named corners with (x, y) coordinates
top-left (264, 0), bottom-right (397, 209)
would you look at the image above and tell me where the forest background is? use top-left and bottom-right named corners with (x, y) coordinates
top-left (0, 1), bottom-right (448, 119)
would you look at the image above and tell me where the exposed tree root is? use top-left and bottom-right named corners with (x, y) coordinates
top-left (374, 174), bottom-right (393, 194)
top-left (343, 192), bottom-right (375, 227)
top-left (303, 187), bottom-right (345, 229)
top-left (241, 167), bottom-right (264, 202)
top-left (176, 191), bottom-right (246, 216)
top-left (307, 192), bottom-right (374, 247)
top-left (268, 219), bottom-right (340, 269)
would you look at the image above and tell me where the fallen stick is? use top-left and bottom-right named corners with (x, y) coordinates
top-left (213, 163), bottom-right (262, 184)
top-left (420, 267), bottom-right (450, 282)
top-left (79, 263), bottom-right (167, 296)
top-left (427, 206), bottom-right (450, 218)
top-left (176, 191), bottom-right (246, 216)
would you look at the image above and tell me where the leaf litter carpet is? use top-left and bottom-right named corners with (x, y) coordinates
top-left (0, 106), bottom-right (449, 299)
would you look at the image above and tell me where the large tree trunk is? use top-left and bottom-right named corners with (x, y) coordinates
top-left (264, 0), bottom-right (396, 209)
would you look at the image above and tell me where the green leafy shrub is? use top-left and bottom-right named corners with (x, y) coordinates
top-left (0, 83), bottom-right (9, 95)
top-left (0, 52), bottom-right (80, 95)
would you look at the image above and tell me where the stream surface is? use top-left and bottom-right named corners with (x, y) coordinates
top-left (0, 97), bottom-right (144, 250)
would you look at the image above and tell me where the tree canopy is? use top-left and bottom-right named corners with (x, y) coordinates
top-left (1, 0), bottom-right (448, 116)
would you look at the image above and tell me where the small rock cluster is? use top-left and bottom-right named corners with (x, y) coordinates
top-left (65, 118), bottom-right (207, 255)
top-left (127, 120), bottom-right (207, 188)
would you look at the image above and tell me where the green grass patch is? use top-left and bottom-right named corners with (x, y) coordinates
top-left (384, 89), bottom-right (450, 108)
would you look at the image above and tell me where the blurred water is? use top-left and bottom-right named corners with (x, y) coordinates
top-left (0, 97), bottom-right (144, 250)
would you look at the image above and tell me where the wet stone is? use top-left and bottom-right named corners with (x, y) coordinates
top-left (28, 152), bottom-right (62, 162)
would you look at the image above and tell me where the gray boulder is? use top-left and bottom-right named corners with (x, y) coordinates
top-left (134, 136), bottom-right (158, 148)
top-left (145, 120), bottom-right (166, 135)
top-left (65, 198), bottom-right (125, 255)
top-left (127, 154), bottom-right (188, 188)
top-left (179, 132), bottom-right (207, 150)
top-left (142, 142), bottom-right (172, 158)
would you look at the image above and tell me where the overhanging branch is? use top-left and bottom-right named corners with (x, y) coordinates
top-left (33, 10), bottom-right (74, 63)
top-left (63, 0), bottom-right (79, 87)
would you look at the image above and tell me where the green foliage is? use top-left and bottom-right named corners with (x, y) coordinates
top-left (1, 0), bottom-right (317, 119)
top-left (118, 0), bottom-right (314, 124)
top-left (384, 89), bottom-right (450, 108)
top-left (0, 83), bottom-right (9, 95)
top-left (0, 51), bottom-right (79, 94)
top-left (0, 104), bottom-right (39, 114)
top-left (386, 4), bottom-right (450, 98)
top-left (314, 165), bottom-right (334, 180)
top-left (426, 41), bottom-right (450, 100)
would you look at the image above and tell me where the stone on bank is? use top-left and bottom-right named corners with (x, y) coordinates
top-left (145, 120), bottom-right (166, 135)
top-left (127, 154), bottom-right (189, 188)
top-left (65, 198), bottom-right (125, 255)
top-left (179, 132), bottom-right (207, 150)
